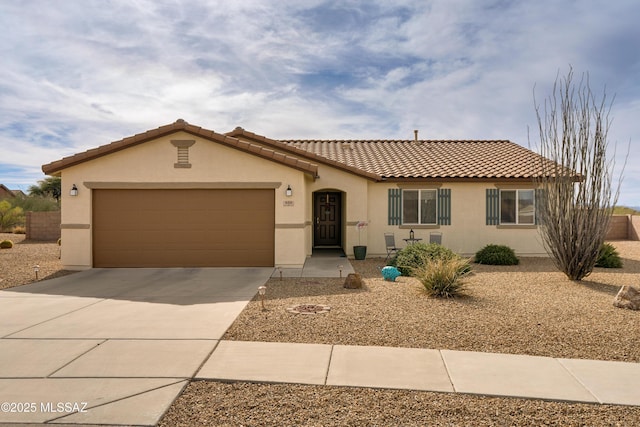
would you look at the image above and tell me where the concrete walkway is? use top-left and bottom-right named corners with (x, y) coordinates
top-left (198, 341), bottom-right (640, 407)
top-left (0, 268), bottom-right (273, 426)
top-left (273, 250), bottom-right (356, 278)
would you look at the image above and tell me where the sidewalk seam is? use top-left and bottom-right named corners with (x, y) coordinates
top-left (2, 298), bottom-right (108, 339)
top-left (46, 339), bottom-right (107, 378)
top-left (192, 339), bottom-right (222, 378)
top-left (438, 350), bottom-right (457, 393)
top-left (324, 345), bottom-right (335, 385)
top-left (43, 378), bottom-right (188, 424)
top-left (556, 358), bottom-right (602, 404)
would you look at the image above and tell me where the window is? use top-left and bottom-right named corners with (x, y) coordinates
top-left (500, 189), bottom-right (534, 225)
top-left (388, 188), bottom-right (450, 226)
top-left (402, 189), bottom-right (437, 225)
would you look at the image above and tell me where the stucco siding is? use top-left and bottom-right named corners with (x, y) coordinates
top-left (305, 164), bottom-right (369, 255)
top-left (59, 132), bottom-right (308, 269)
top-left (55, 130), bottom-right (548, 269)
top-left (366, 182), bottom-right (546, 257)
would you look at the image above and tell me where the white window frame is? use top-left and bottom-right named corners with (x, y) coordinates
top-left (500, 189), bottom-right (535, 225)
top-left (402, 189), bottom-right (438, 225)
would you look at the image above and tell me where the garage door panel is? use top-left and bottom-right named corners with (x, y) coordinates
top-left (95, 250), bottom-right (274, 268)
top-left (93, 189), bottom-right (274, 267)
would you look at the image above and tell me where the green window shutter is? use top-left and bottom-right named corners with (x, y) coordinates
top-left (388, 188), bottom-right (402, 225)
top-left (437, 188), bottom-right (451, 225)
top-left (486, 189), bottom-right (499, 225)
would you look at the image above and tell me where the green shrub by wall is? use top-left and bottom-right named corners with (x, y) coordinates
top-left (474, 244), bottom-right (520, 265)
top-left (390, 242), bottom-right (464, 276)
top-left (595, 243), bottom-right (623, 268)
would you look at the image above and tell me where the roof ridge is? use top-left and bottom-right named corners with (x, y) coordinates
top-left (281, 139), bottom-right (514, 143)
top-left (42, 120), bottom-right (553, 182)
top-left (42, 120), bottom-right (319, 177)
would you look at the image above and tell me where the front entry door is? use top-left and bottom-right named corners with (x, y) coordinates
top-left (314, 192), bottom-right (341, 247)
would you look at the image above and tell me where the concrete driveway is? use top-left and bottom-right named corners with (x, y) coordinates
top-left (0, 267), bottom-right (272, 426)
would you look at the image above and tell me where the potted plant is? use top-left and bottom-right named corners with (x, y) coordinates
top-left (353, 221), bottom-right (368, 260)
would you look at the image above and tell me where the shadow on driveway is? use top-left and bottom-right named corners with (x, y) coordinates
top-left (5, 267), bottom-right (274, 306)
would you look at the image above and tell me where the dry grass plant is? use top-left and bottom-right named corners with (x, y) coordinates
top-left (414, 256), bottom-right (471, 298)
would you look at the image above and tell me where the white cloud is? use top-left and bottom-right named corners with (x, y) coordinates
top-left (0, 0), bottom-right (638, 204)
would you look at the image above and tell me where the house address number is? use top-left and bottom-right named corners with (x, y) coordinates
top-left (283, 200), bottom-right (294, 207)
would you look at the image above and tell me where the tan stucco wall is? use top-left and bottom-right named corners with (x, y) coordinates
top-left (59, 132), bottom-right (308, 269)
top-left (304, 162), bottom-right (369, 256)
top-left (367, 182), bottom-right (546, 257)
top-left (56, 131), bottom-right (547, 270)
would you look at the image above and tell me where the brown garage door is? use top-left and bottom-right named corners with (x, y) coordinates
top-left (93, 189), bottom-right (274, 267)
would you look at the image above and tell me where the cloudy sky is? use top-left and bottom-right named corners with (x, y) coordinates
top-left (1, 0), bottom-right (638, 204)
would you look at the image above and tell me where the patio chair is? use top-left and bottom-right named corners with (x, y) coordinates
top-left (429, 232), bottom-right (442, 245)
top-left (384, 233), bottom-right (400, 263)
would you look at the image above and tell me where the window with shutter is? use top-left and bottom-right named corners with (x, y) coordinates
top-left (389, 188), bottom-right (451, 226)
top-left (388, 188), bottom-right (402, 225)
top-left (487, 188), bottom-right (538, 225)
top-left (486, 189), bottom-right (499, 225)
top-left (438, 188), bottom-right (451, 225)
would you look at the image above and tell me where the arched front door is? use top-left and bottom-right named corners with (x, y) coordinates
top-left (313, 191), bottom-right (342, 247)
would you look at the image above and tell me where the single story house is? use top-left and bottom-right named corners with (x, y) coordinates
top-left (42, 119), bottom-right (554, 270)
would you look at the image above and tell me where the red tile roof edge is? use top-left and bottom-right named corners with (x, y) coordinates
top-left (42, 120), bottom-right (319, 178)
top-left (226, 127), bottom-right (383, 181)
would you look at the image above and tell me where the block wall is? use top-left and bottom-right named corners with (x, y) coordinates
top-left (606, 215), bottom-right (629, 240)
top-left (26, 211), bottom-right (61, 241)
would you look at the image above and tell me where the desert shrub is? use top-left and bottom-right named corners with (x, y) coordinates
top-left (595, 243), bottom-right (623, 268)
top-left (57, 238), bottom-right (61, 246)
top-left (11, 195), bottom-right (59, 212)
top-left (474, 244), bottom-right (520, 265)
top-left (415, 256), bottom-right (471, 298)
top-left (12, 226), bottom-right (26, 234)
top-left (0, 239), bottom-right (14, 249)
top-left (0, 200), bottom-right (24, 232)
top-left (390, 242), bottom-right (459, 276)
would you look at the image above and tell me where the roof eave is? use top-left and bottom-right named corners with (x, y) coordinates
top-left (383, 176), bottom-right (544, 183)
top-left (227, 128), bottom-right (382, 181)
top-left (42, 120), bottom-right (319, 179)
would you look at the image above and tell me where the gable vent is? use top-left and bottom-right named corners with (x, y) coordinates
top-left (171, 140), bottom-right (195, 168)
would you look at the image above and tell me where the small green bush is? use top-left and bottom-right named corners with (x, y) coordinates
top-left (415, 257), bottom-right (471, 298)
top-left (0, 239), bottom-right (14, 249)
top-left (390, 242), bottom-right (459, 276)
top-left (474, 244), bottom-right (520, 265)
top-left (595, 243), bottom-right (623, 268)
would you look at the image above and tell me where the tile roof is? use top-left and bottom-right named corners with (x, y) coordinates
top-left (228, 127), bottom-right (556, 181)
top-left (43, 120), bottom-right (556, 182)
top-left (279, 139), bottom-right (555, 180)
top-left (0, 184), bottom-right (16, 197)
top-left (42, 120), bottom-right (319, 178)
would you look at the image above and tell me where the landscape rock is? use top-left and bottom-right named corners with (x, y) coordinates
top-left (343, 273), bottom-right (364, 289)
top-left (613, 285), bottom-right (640, 310)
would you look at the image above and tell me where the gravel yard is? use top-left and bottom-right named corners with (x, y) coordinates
top-left (160, 382), bottom-right (640, 427)
top-left (167, 242), bottom-right (640, 426)
top-left (0, 233), bottom-right (76, 290)
top-left (2, 233), bottom-right (639, 425)
top-left (224, 243), bottom-right (640, 362)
